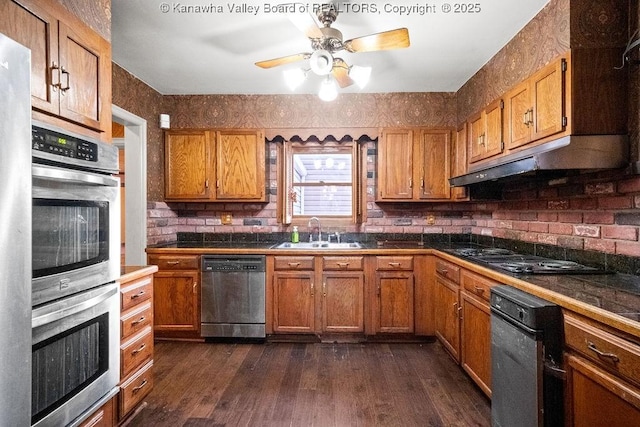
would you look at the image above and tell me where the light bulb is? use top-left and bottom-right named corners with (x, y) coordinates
top-left (318, 77), bottom-right (338, 102)
top-left (283, 68), bottom-right (307, 90)
top-left (349, 65), bottom-right (371, 89)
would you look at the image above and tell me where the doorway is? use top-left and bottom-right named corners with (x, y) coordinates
top-left (111, 105), bottom-right (148, 266)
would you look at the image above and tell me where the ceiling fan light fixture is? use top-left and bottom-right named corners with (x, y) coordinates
top-left (283, 68), bottom-right (307, 90)
top-left (309, 49), bottom-right (333, 76)
top-left (349, 65), bottom-right (372, 89)
top-left (318, 76), bottom-right (338, 102)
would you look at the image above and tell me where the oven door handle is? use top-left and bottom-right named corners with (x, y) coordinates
top-left (32, 283), bottom-right (118, 328)
top-left (32, 164), bottom-right (119, 187)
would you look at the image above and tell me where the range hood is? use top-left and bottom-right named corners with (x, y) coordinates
top-left (449, 135), bottom-right (629, 187)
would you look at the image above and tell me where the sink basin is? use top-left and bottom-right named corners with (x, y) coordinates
top-left (273, 241), bottom-right (363, 249)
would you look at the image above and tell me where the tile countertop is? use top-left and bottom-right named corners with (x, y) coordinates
top-left (146, 240), bottom-right (640, 336)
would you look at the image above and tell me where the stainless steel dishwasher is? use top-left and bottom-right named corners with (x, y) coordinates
top-left (490, 285), bottom-right (564, 427)
top-left (201, 255), bottom-right (266, 338)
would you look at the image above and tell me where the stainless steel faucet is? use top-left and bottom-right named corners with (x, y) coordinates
top-left (308, 216), bottom-right (322, 242)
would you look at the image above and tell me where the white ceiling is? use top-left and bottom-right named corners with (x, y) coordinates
top-left (111, 0), bottom-right (550, 95)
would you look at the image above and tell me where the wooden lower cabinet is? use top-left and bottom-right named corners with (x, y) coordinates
top-left (563, 313), bottom-right (640, 426)
top-left (118, 266), bottom-right (157, 424)
top-left (565, 354), bottom-right (640, 426)
top-left (148, 254), bottom-right (200, 339)
top-left (322, 262), bottom-right (364, 333)
top-left (373, 256), bottom-right (414, 334)
top-left (272, 269), bottom-right (315, 333)
top-left (434, 274), bottom-right (460, 360)
top-left (460, 291), bottom-right (491, 397)
top-left (78, 397), bottom-right (116, 427)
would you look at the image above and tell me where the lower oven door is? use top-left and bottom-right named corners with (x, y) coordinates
top-left (31, 282), bottom-right (120, 427)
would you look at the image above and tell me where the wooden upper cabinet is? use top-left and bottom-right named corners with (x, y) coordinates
top-left (377, 129), bottom-right (414, 200)
top-left (164, 129), bottom-right (266, 202)
top-left (469, 99), bottom-right (504, 163)
top-left (215, 130), bottom-right (266, 201)
top-left (531, 59), bottom-right (565, 141)
top-left (377, 128), bottom-right (453, 202)
top-left (0, 0), bottom-right (111, 134)
top-left (416, 129), bottom-right (451, 200)
top-left (504, 57), bottom-right (566, 151)
top-left (165, 130), bottom-right (211, 200)
top-left (451, 124), bottom-right (469, 201)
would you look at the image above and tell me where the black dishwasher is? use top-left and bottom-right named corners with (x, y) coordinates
top-left (490, 285), bottom-right (563, 427)
top-left (201, 255), bottom-right (266, 339)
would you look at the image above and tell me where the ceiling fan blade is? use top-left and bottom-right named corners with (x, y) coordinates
top-left (288, 9), bottom-right (323, 39)
top-left (344, 28), bottom-right (410, 53)
top-left (255, 53), bottom-right (309, 69)
top-left (332, 59), bottom-right (354, 88)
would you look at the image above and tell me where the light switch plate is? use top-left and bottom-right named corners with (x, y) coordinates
top-left (221, 212), bottom-right (232, 225)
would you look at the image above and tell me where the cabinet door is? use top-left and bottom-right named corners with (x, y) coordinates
top-left (531, 58), bottom-right (565, 141)
top-left (461, 291), bottom-right (491, 397)
top-left (505, 80), bottom-right (532, 149)
top-left (165, 130), bottom-right (211, 200)
top-left (451, 124), bottom-right (468, 200)
top-left (377, 129), bottom-right (413, 200)
top-left (0, 0), bottom-right (59, 115)
top-left (416, 129), bottom-right (451, 200)
top-left (565, 353), bottom-right (640, 427)
top-left (483, 99), bottom-right (504, 159)
top-left (153, 270), bottom-right (200, 337)
top-left (273, 271), bottom-right (315, 333)
top-left (375, 271), bottom-right (414, 333)
top-left (434, 276), bottom-right (460, 361)
top-left (57, 22), bottom-right (109, 131)
top-left (322, 271), bottom-right (364, 333)
top-left (468, 112), bottom-right (484, 163)
top-left (215, 130), bottom-right (266, 201)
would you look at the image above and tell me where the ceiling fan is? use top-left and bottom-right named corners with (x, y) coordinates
top-left (255, 4), bottom-right (410, 91)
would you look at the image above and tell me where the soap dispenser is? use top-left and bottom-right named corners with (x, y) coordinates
top-left (291, 226), bottom-right (299, 243)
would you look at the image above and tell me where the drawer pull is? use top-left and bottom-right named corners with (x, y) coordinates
top-left (132, 379), bottom-right (148, 394)
top-left (474, 286), bottom-right (485, 294)
top-left (130, 291), bottom-right (146, 299)
top-left (336, 262), bottom-right (349, 268)
top-left (436, 268), bottom-right (448, 275)
top-left (166, 261), bottom-right (180, 265)
top-left (131, 316), bottom-right (146, 326)
top-left (388, 262), bottom-right (401, 267)
top-left (587, 342), bottom-right (620, 363)
top-left (288, 262), bottom-right (300, 267)
top-left (131, 343), bottom-right (146, 355)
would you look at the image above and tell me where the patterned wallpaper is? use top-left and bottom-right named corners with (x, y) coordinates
top-left (57, 0), bottom-right (111, 41)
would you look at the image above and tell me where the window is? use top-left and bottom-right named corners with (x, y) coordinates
top-left (278, 137), bottom-right (367, 225)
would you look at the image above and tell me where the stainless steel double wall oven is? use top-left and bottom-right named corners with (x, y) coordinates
top-left (31, 121), bottom-right (121, 427)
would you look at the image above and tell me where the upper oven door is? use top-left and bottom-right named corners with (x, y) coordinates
top-left (32, 163), bottom-right (120, 306)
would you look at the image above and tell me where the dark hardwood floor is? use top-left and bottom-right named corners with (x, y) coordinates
top-left (130, 340), bottom-right (491, 426)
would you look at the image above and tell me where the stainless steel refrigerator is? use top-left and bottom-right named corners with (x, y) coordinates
top-left (0, 32), bottom-right (32, 425)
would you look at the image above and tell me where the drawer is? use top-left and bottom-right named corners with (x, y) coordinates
top-left (564, 314), bottom-right (640, 387)
top-left (121, 327), bottom-right (153, 379)
top-left (274, 256), bottom-right (314, 270)
top-left (120, 275), bottom-right (153, 311)
top-left (120, 361), bottom-right (153, 417)
top-left (460, 269), bottom-right (498, 302)
top-left (148, 254), bottom-right (199, 270)
top-left (376, 256), bottom-right (413, 271)
top-left (121, 301), bottom-right (153, 340)
top-left (323, 256), bottom-right (364, 271)
top-left (435, 259), bottom-right (460, 284)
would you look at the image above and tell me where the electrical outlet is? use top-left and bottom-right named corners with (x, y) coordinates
top-left (221, 212), bottom-right (232, 225)
top-left (426, 214), bottom-right (436, 225)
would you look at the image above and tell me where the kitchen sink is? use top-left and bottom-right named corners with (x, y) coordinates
top-left (272, 241), bottom-right (363, 249)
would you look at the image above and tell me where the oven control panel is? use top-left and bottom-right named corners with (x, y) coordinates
top-left (32, 126), bottom-right (98, 162)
